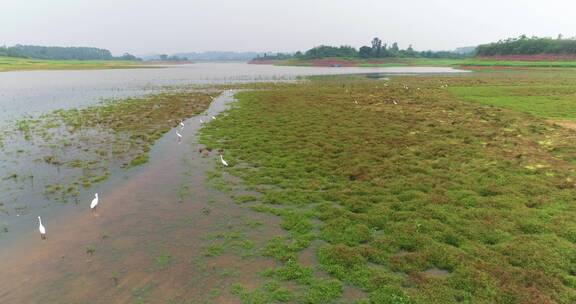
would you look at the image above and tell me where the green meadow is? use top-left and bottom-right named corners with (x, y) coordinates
top-left (200, 70), bottom-right (576, 303)
top-left (0, 56), bottom-right (145, 72)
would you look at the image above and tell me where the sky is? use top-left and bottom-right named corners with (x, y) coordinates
top-left (1, 0), bottom-right (575, 55)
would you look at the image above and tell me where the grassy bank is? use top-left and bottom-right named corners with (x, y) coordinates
top-left (448, 71), bottom-right (576, 120)
top-left (0, 56), bottom-right (147, 72)
top-left (200, 71), bottom-right (576, 303)
top-left (273, 57), bottom-right (576, 68)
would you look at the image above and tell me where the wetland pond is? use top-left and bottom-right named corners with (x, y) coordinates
top-left (0, 63), bottom-right (466, 303)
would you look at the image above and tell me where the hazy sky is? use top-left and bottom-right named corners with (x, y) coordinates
top-left (1, 0), bottom-right (574, 55)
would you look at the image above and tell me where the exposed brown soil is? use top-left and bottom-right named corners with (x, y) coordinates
top-left (549, 119), bottom-right (576, 130)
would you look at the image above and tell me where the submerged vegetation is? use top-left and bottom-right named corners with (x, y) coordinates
top-left (4, 89), bottom-right (217, 202)
top-left (200, 71), bottom-right (576, 303)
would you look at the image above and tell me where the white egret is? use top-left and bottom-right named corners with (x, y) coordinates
top-left (209, 95), bottom-right (214, 100)
top-left (393, 100), bottom-right (398, 105)
top-left (211, 116), bottom-right (216, 120)
top-left (90, 193), bottom-right (99, 210)
top-left (38, 216), bottom-right (46, 240)
top-left (220, 154), bottom-right (228, 167)
top-left (176, 130), bottom-right (183, 144)
top-left (200, 118), bottom-right (205, 124)
top-left (180, 120), bottom-right (185, 129)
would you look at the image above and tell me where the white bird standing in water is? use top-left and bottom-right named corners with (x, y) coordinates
top-left (38, 216), bottom-right (46, 240)
top-left (180, 120), bottom-right (185, 129)
top-left (211, 116), bottom-right (216, 120)
top-left (90, 193), bottom-right (99, 211)
top-left (200, 118), bottom-right (205, 124)
top-left (220, 154), bottom-right (228, 167)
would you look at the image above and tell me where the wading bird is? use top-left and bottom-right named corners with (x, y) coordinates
top-left (220, 154), bottom-right (228, 167)
top-left (200, 118), bottom-right (205, 124)
top-left (38, 216), bottom-right (46, 240)
top-left (211, 116), bottom-right (216, 120)
top-left (180, 120), bottom-right (185, 129)
top-left (90, 193), bottom-right (99, 211)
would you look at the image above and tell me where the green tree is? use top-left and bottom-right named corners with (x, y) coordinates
top-left (359, 46), bottom-right (372, 58)
top-left (371, 37), bottom-right (382, 57)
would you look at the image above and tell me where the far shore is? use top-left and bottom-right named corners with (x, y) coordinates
top-left (249, 56), bottom-right (576, 68)
top-left (0, 56), bottom-right (161, 72)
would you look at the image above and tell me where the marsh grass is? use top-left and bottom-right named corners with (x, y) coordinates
top-left (8, 90), bottom-right (218, 201)
top-left (200, 73), bottom-right (576, 303)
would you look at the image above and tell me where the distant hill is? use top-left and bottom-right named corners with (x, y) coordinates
top-left (175, 51), bottom-right (266, 61)
top-left (454, 46), bottom-right (476, 55)
top-left (142, 51), bottom-right (267, 62)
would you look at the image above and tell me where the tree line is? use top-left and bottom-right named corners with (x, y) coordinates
top-left (0, 45), bottom-right (140, 61)
top-left (476, 35), bottom-right (576, 56)
top-left (253, 37), bottom-right (468, 61)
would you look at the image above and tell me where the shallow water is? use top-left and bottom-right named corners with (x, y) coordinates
top-left (0, 62), bottom-right (465, 121)
top-left (0, 91), bottom-right (286, 303)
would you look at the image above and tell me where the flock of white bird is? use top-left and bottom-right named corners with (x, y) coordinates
top-left (38, 193), bottom-right (98, 240)
top-left (37, 94), bottom-right (229, 241)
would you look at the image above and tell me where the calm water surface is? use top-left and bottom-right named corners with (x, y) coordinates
top-left (0, 62), bottom-right (465, 121)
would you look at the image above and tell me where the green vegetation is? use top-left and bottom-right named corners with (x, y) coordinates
top-left (154, 253), bottom-right (173, 269)
top-left (0, 56), bottom-right (145, 72)
top-left (132, 282), bottom-right (157, 304)
top-left (450, 84), bottom-right (576, 119)
top-left (257, 35), bottom-right (576, 67)
top-left (477, 35), bottom-right (576, 56)
top-left (201, 72), bottom-right (576, 303)
top-left (252, 37), bottom-right (468, 62)
top-left (0, 44), bottom-right (139, 60)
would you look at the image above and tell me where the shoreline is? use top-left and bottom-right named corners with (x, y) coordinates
top-left (0, 56), bottom-right (157, 73)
